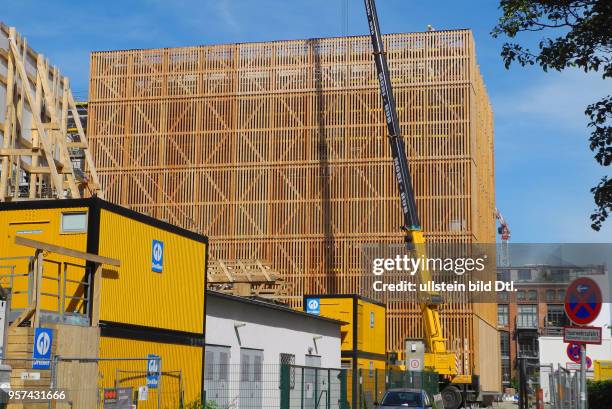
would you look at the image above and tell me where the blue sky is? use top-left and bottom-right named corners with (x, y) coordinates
top-left (4, 0), bottom-right (611, 242)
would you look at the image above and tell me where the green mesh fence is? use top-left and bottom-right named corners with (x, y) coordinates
top-left (279, 365), bottom-right (439, 409)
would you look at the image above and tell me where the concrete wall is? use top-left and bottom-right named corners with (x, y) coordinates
top-left (206, 294), bottom-right (341, 367)
top-left (205, 293), bottom-right (342, 408)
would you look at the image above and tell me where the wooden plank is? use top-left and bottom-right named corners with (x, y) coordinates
top-left (14, 236), bottom-right (121, 266)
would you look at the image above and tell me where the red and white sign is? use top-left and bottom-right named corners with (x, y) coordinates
top-left (564, 326), bottom-right (602, 345)
top-left (564, 277), bottom-right (602, 325)
top-left (566, 343), bottom-right (582, 363)
top-left (566, 359), bottom-right (593, 370)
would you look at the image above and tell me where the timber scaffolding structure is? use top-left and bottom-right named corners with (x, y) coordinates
top-left (87, 30), bottom-right (498, 389)
top-left (0, 23), bottom-right (101, 201)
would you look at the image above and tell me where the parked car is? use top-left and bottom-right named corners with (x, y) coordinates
top-left (375, 388), bottom-right (433, 409)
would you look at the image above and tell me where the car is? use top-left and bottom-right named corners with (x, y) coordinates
top-left (375, 388), bottom-right (434, 409)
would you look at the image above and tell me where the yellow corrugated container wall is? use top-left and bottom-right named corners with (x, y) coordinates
top-left (303, 295), bottom-right (386, 398)
top-left (0, 206), bottom-right (89, 312)
top-left (0, 198), bottom-right (208, 404)
top-left (97, 208), bottom-right (206, 333)
top-left (99, 337), bottom-right (203, 407)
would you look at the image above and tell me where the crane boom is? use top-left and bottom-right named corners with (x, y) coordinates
top-left (362, 3), bottom-right (480, 406)
top-left (363, 0), bottom-right (420, 233)
top-left (363, 0), bottom-right (447, 352)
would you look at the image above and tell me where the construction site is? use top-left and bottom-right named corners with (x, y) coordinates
top-left (0, 1), bottom-right (501, 408)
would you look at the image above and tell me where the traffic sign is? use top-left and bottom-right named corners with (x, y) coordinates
top-left (564, 277), bottom-right (602, 325)
top-left (146, 354), bottom-right (160, 389)
top-left (564, 326), bottom-right (602, 345)
top-left (586, 357), bottom-right (592, 369)
top-left (567, 343), bottom-right (582, 363)
top-left (32, 328), bottom-right (53, 369)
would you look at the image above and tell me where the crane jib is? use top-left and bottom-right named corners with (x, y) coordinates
top-left (364, 0), bottom-right (421, 230)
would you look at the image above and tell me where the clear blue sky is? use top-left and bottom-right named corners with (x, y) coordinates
top-left (5, 0), bottom-right (611, 243)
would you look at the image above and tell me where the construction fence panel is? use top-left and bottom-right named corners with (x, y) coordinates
top-left (356, 369), bottom-right (439, 409)
top-left (0, 357), bottom-right (185, 409)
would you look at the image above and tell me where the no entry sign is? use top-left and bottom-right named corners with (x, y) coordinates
top-left (564, 277), bottom-right (602, 325)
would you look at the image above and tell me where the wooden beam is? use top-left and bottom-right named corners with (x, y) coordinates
top-left (14, 236), bottom-right (121, 266)
top-left (90, 264), bottom-right (102, 327)
top-left (7, 36), bottom-right (64, 197)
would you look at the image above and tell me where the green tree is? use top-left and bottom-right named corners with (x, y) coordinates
top-left (492, 0), bottom-right (612, 230)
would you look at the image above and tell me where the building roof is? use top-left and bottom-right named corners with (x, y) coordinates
top-left (206, 290), bottom-right (347, 326)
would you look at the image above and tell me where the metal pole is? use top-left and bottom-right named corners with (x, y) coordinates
top-left (580, 344), bottom-right (587, 409)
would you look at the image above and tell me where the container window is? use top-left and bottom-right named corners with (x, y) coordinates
top-left (61, 212), bottom-right (87, 233)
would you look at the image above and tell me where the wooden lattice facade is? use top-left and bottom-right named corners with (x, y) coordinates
top-left (88, 30), bottom-right (498, 389)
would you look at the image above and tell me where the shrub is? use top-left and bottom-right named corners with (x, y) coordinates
top-left (587, 380), bottom-right (612, 409)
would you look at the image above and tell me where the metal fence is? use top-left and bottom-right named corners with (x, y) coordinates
top-left (204, 364), bottom-right (438, 409)
top-left (538, 363), bottom-right (588, 409)
top-left (354, 369), bottom-right (439, 409)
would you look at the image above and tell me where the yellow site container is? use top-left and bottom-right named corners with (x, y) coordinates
top-left (0, 198), bottom-right (208, 403)
top-left (304, 294), bottom-right (386, 408)
top-left (594, 360), bottom-right (612, 381)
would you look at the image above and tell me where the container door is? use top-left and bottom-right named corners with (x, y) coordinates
top-left (204, 346), bottom-right (230, 408)
top-left (239, 348), bottom-right (263, 409)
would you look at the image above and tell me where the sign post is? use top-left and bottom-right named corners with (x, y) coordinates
top-left (565, 277), bottom-right (602, 409)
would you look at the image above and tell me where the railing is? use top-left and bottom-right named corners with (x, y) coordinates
top-left (0, 256), bottom-right (92, 325)
top-left (542, 326), bottom-right (564, 336)
top-left (516, 315), bottom-right (538, 330)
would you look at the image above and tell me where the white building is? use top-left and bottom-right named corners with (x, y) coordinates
top-left (538, 274), bottom-right (612, 402)
top-left (204, 291), bottom-right (343, 408)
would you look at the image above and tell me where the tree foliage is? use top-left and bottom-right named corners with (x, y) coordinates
top-left (492, 0), bottom-right (612, 230)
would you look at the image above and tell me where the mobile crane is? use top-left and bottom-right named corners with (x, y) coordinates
top-left (363, 1), bottom-right (480, 407)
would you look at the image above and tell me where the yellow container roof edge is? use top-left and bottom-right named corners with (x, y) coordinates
top-left (0, 197), bottom-right (209, 245)
top-left (303, 293), bottom-right (387, 308)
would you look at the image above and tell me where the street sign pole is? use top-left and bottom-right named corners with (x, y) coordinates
top-left (580, 344), bottom-right (587, 409)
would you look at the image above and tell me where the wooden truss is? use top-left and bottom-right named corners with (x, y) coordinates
top-left (0, 24), bottom-right (101, 201)
top-left (208, 259), bottom-right (293, 298)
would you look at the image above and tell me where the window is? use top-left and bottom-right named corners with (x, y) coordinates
top-left (528, 290), bottom-right (538, 301)
top-left (501, 358), bottom-right (511, 384)
top-left (557, 290), bottom-right (565, 302)
top-left (241, 355), bottom-right (251, 381)
top-left (280, 353), bottom-right (295, 389)
top-left (518, 269), bottom-right (532, 281)
top-left (219, 352), bottom-right (229, 381)
top-left (253, 355), bottom-right (262, 382)
top-left (370, 311), bottom-right (375, 328)
top-left (498, 292), bottom-right (508, 301)
top-left (61, 212), bottom-right (87, 233)
top-left (546, 290), bottom-right (555, 302)
top-left (205, 351), bottom-right (214, 381)
top-left (500, 331), bottom-right (510, 357)
top-left (517, 304), bottom-right (538, 328)
top-left (517, 291), bottom-right (526, 301)
top-left (498, 269), bottom-right (510, 281)
top-left (498, 305), bottom-right (509, 326)
top-left (546, 305), bottom-right (569, 328)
